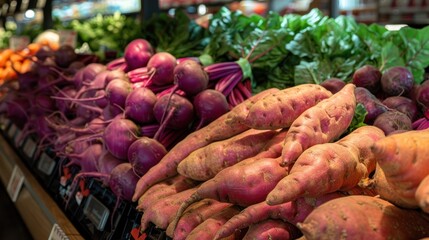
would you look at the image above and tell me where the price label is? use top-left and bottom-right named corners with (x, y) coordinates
top-left (23, 137), bottom-right (37, 159)
top-left (37, 152), bottom-right (56, 175)
top-left (0, 117), bottom-right (11, 131)
top-left (48, 223), bottom-right (69, 240)
top-left (83, 195), bottom-right (109, 231)
top-left (9, 35), bottom-right (30, 51)
top-left (75, 191), bottom-right (83, 206)
top-left (58, 30), bottom-right (77, 48)
top-left (7, 124), bottom-right (17, 139)
top-left (14, 129), bottom-right (25, 147)
top-left (6, 165), bottom-right (25, 202)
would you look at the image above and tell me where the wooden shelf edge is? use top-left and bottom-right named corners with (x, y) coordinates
top-left (0, 134), bottom-right (84, 240)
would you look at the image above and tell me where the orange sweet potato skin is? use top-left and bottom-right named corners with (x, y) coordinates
top-left (166, 199), bottom-right (232, 240)
top-left (185, 206), bottom-right (241, 240)
top-left (139, 187), bottom-right (197, 231)
top-left (280, 83), bottom-right (357, 167)
top-left (136, 175), bottom-right (198, 212)
top-left (416, 175), bottom-right (429, 213)
top-left (266, 125), bottom-right (384, 205)
top-left (132, 88), bottom-right (279, 202)
top-left (298, 195), bottom-right (429, 240)
top-left (177, 128), bottom-right (279, 181)
top-left (242, 219), bottom-right (302, 240)
top-left (371, 129), bottom-right (429, 208)
top-left (241, 84), bottom-right (332, 130)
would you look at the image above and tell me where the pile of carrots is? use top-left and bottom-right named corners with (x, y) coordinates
top-left (0, 40), bottom-right (59, 83)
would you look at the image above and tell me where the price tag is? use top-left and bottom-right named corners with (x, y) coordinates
top-left (83, 195), bottom-right (110, 231)
top-left (7, 124), bottom-right (17, 139)
top-left (9, 35), bottom-right (30, 51)
top-left (22, 137), bottom-right (37, 159)
top-left (48, 223), bottom-right (69, 240)
top-left (6, 165), bottom-right (25, 202)
top-left (58, 30), bottom-right (77, 48)
top-left (75, 191), bottom-right (83, 206)
top-left (0, 116), bottom-right (10, 131)
top-left (37, 152), bottom-right (56, 175)
top-left (14, 129), bottom-right (25, 147)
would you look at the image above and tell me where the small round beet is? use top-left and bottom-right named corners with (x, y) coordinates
top-left (382, 96), bottom-right (419, 121)
top-left (127, 137), bottom-right (167, 177)
top-left (124, 39), bottom-right (154, 70)
top-left (416, 80), bottom-right (429, 109)
top-left (381, 66), bottom-right (414, 96)
top-left (174, 59), bottom-right (209, 96)
top-left (352, 65), bottom-right (382, 94)
top-left (320, 78), bottom-right (346, 94)
top-left (373, 110), bottom-right (412, 136)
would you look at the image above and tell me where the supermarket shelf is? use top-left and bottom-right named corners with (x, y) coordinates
top-left (0, 132), bottom-right (84, 240)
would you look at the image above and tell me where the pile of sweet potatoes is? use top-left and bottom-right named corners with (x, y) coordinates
top-left (132, 82), bottom-right (429, 239)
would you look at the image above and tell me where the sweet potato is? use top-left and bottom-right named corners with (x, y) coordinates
top-left (370, 129), bottom-right (429, 208)
top-left (267, 125), bottom-right (384, 205)
top-left (242, 219), bottom-right (302, 240)
top-left (241, 84), bottom-right (332, 130)
top-left (214, 187), bottom-right (376, 240)
top-left (280, 83), bottom-right (357, 168)
top-left (166, 199), bottom-right (232, 240)
top-left (185, 206), bottom-right (242, 240)
top-left (177, 128), bottom-right (280, 181)
top-left (416, 175), bottom-right (429, 213)
top-left (297, 195), bottom-right (429, 240)
top-left (132, 88), bottom-right (279, 201)
top-left (171, 156), bottom-right (288, 232)
top-left (140, 187), bottom-right (197, 231)
top-left (136, 174), bottom-right (199, 212)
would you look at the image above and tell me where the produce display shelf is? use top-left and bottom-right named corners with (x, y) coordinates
top-left (0, 125), bottom-right (84, 240)
top-left (0, 117), bottom-right (172, 240)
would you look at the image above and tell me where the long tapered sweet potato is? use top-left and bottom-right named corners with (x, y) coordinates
top-left (139, 187), bottom-right (198, 231)
top-left (242, 219), bottom-right (302, 240)
top-left (165, 199), bottom-right (232, 240)
top-left (177, 128), bottom-right (280, 181)
top-left (132, 88), bottom-right (279, 201)
top-left (266, 125), bottom-right (384, 205)
top-left (136, 174), bottom-right (199, 212)
top-left (240, 84), bottom-right (332, 130)
top-left (185, 206), bottom-right (242, 240)
top-left (280, 83), bottom-right (357, 168)
top-left (214, 187), bottom-right (376, 240)
top-left (370, 128), bottom-right (429, 208)
top-left (171, 156), bottom-right (288, 233)
top-left (297, 195), bottom-right (429, 240)
top-left (416, 175), bottom-right (429, 213)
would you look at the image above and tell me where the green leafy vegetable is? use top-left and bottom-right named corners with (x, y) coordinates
top-left (141, 10), bottom-right (209, 58)
top-left (347, 103), bottom-right (368, 133)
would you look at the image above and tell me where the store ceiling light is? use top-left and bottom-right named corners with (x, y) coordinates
top-left (24, 9), bottom-right (35, 19)
top-left (385, 24), bottom-right (408, 31)
top-left (197, 4), bottom-right (207, 15)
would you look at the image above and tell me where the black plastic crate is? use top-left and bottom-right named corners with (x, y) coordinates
top-left (32, 147), bottom-right (60, 190)
top-left (66, 178), bottom-right (134, 240)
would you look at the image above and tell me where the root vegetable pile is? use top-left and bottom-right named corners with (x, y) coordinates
top-left (2, 25), bottom-right (429, 240)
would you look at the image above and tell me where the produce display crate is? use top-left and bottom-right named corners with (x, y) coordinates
top-left (0, 121), bottom-right (176, 240)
